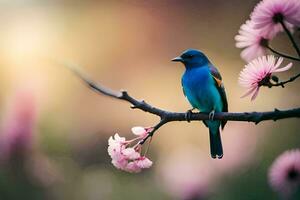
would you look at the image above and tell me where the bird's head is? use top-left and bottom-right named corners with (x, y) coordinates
top-left (171, 49), bottom-right (210, 68)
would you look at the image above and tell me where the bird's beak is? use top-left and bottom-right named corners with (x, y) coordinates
top-left (171, 56), bottom-right (183, 62)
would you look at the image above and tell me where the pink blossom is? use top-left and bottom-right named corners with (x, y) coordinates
top-left (238, 55), bottom-right (292, 100)
top-left (122, 148), bottom-right (141, 160)
top-left (107, 134), bottom-right (125, 159)
top-left (107, 134), bottom-right (128, 169)
top-left (131, 126), bottom-right (154, 137)
top-left (126, 161), bottom-right (142, 173)
top-left (136, 157), bottom-right (152, 168)
top-left (0, 88), bottom-right (37, 163)
top-left (157, 148), bottom-right (214, 200)
top-left (111, 158), bottom-right (128, 170)
top-left (269, 149), bottom-right (300, 198)
top-left (107, 127), bottom-right (153, 173)
top-left (235, 20), bottom-right (270, 62)
top-left (251, 0), bottom-right (300, 38)
top-left (125, 157), bottom-right (152, 173)
top-left (131, 126), bottom-right (147, 136)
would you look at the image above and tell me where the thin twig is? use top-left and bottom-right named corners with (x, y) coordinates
top-left (262, 73), bottom-right (300, 88)
top-left (280, 21), bottom-right (300, 57)
top-left (139, 120), bottom-right (167, 145)
top-left (265, 73), bottom-right (300, 88)
top-left (266, 45), bottom-right (300, 61)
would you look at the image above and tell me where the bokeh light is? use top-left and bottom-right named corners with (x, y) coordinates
top-left (0, 0), bottom-right (299, 199)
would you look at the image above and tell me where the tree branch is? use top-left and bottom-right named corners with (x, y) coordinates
top-left (164, 108), bottom-right (300, 124)
top-left (266, 45), bottom-right (300, 61)
top-left (263, 73), bottom-right (300, 88)
top-left (66, 64), bottom-right (300, 143)
top-left (67, 64), bottom-right (169, 117)
top-left (280, 21), bottom-right (300, 57)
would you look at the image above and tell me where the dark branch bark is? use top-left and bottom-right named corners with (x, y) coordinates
top-left (164, 108), bottom-right (300, 124)
top-left (68, 64), bottom-right (300, 122)
top-left (67, 64), bottom-right (169, 117)
top-left (263, 73), bottom-right (300, 88)
top-left (66, 63), bottom-right (300, 143)
top-left (266, 45), bottom-right (300, 61)
top-left (280, 21), bottom-right (300, 57)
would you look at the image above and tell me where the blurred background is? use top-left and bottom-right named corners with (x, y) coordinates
top-left (0, 0), bottom-right (299, 199)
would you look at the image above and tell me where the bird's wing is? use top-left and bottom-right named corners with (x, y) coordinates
top-left (181, 78), bottom-right (186, 97)
top-left (209, 65), bottom-right (228, 129)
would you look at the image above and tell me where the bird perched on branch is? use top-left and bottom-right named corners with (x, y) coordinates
top-left (172, 49), bottom-right (228, 159)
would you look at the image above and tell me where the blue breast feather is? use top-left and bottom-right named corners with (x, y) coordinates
top-left (182, 66), bottom-right (223, 113)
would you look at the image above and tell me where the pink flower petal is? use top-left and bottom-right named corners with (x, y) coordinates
top-left (273, 63), bottom-right (293, 73)
top-left (240, 86), bottom-right (258, 98)
top-left (131, 126), bottom-right (147, 136)
top-left (125, 162), bottom-right (142, 173)
top-left (107, 132), bottom-right (153, 173)
top-left (250, 87), bottom-right (260, 101)
top-left (136, 157), bottom-right (153, 169)
top-left (235, 20), bottom-right (269, 62)
top-left (251, 0), bottom-right (300, 37)
top-left (238, 55), bottom-right (291, 101)
top-left (122, 148), bottom-right (141, 160)
top-left (269, 149), bottom-right (300, 197)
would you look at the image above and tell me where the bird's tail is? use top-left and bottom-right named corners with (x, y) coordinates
top-left (209, 127), bottom-right (223, 159)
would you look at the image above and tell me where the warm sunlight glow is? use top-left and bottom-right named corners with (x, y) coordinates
top-left (3, 17), bottom-right (49, 64)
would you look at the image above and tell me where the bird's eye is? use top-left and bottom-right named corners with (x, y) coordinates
top-left (188, 54), bottom-right (194, 58)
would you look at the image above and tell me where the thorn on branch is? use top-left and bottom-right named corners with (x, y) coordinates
top-left (252, 112), bottom-right (263, 124)
top-left (120, 90), bottom-right (128, 97)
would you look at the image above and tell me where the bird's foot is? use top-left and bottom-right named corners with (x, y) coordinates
top-left (208, 110), bottom-right (215, 121)
top-left (185, 108), bottom-right (196, 123)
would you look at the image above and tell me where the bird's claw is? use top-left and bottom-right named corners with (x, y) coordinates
top-left (208, 110), bottom-right (215, 121)
top-left (185, 108), bottom-right (195, 123)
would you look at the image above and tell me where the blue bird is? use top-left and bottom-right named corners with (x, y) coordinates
top-left (172, 49), bottom-right (228, 159)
